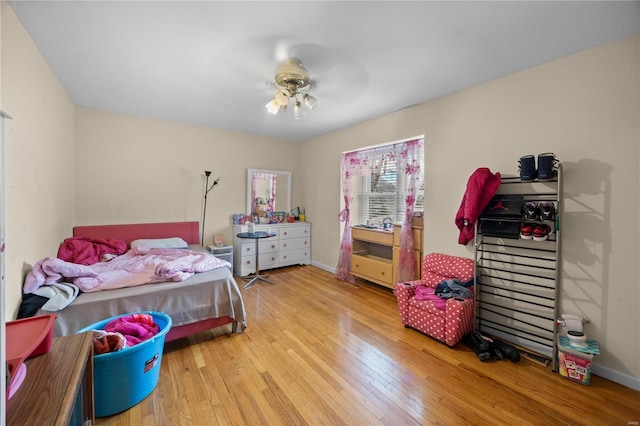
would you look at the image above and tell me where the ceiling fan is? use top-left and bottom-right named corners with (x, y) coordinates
top-left (265, 58), bottom-right (319, 119)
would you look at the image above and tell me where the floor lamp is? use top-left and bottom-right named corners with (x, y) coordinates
top-left (201, 170), bottom-right (220, 246)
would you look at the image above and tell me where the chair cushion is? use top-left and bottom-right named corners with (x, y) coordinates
top-left (412, 286), bottom-right (447, 312)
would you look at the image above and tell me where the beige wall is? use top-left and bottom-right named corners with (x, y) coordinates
top-left (75, 108), bottom-right (300, 246)
top-left (301, 34), bottom-right (640, 388)
top-left (1, 3), bottom-right (76, 319)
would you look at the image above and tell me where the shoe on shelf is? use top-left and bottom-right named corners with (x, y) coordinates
top-left (520, 222), bottom-right (534, 240)
top-left (533, 224), bottom-right (552, 241)
top-left (537, 153), bottom-right (558, 181)
top-left (518, 155), bottom-right (537, 182)
top-left (522, 201), bottom-right (539, 221)
top-left (539, 201), bottom-right (556, 221)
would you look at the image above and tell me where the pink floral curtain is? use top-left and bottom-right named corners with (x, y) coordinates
top-left (269, 174), bottom-right (277, 211)
top-left (335, 152), bottom-right (363, 282)
top-left (396, 138), bottom-right (424, 282)
top-left (336, 137), bottom-right (424, 283)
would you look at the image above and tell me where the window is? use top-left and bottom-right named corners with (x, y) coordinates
top-left (343, 137), bottom-right (424, 225)
top-left (336, 136), bottom-right (424, 282)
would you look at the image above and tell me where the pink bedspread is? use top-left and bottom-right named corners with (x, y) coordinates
top-left (24, 247), bottom-right (230, 293)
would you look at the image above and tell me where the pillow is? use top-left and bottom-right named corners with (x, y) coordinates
top-left (130, 237), bottom-right (188, 250)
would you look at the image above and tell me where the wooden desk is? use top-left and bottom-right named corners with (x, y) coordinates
top-left (8, 332), bottom-right (94, 425)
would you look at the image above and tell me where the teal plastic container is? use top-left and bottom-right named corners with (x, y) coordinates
top-left (76, 311), bottom-right (172, 417)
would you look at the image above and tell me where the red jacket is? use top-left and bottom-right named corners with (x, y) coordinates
top-left (455, 168), bottom-right (502, 245)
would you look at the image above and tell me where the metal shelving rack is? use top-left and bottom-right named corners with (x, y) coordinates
top-left (474, 164), bottom-right (562, 371)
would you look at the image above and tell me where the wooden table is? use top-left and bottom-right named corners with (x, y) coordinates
top-left (7, 332), bottom-right (94, 425)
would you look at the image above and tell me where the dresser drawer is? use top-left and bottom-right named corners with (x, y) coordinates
top-left (279, 237), bottom-right (309, 252)
top-left (393, 225), bottom-right (422, 249)
top-left (280, 225), bottom-right (310, 240)
top-left (259, 239), bottom-right (279, 253)
top-left (259, 252), bottom-right (278, 268)
top-left (352, 227), bottom-right (394, 245)
top-left (240, 242), bottom-right (255, 257)
top-left (279, 249), bottom-right (310, 264)
top-left (236, 256), bottom-right (256, 276)
top-left (351, 253), bottom-right (393, 285)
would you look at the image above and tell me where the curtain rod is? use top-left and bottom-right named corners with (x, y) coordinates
top-left (342, 134), bottom-right (424, 154)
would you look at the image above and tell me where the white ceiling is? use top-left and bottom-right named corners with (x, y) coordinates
top-left (8, 1), bottom-right (640, 142)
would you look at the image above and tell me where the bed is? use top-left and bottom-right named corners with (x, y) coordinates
top-left (31, 221), bottom-right (246, 342)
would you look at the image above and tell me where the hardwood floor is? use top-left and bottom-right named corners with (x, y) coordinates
top-left (96, 265), bottom-right (639, 425)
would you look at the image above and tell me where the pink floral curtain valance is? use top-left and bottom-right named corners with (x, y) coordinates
top-left (336, 137), bottom-right (424, 283)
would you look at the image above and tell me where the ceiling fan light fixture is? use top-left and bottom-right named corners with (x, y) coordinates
top-left (265, 99), bottom-right (281, 115)
top-left (266, 57), bottom-right (318, 118)
top-left (303, 94), bottom-right (319, 111)
top-left (293, 101), bottom-right (306, 120)
top-left (275, 90), bottom-right (290, 106)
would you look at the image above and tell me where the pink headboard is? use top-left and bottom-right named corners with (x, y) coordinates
top-left (72, 221), bottom-right (200, 246)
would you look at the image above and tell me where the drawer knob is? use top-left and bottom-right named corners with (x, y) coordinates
top-left (283, 243), bottom-right (287, 247)
top-left (304, 241), bottom-right (307, 245)
top-left (284, 232), bottom-right (288, 236)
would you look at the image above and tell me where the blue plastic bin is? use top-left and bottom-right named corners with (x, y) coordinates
top-left (76, 311), bottom-right (172, 417)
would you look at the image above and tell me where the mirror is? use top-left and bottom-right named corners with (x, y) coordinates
top-left (247, 169), bottom-right (291, 215)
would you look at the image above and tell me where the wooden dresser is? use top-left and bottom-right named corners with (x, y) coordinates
top-left (351, 223), bottom-right (423, 289)
top-left (8, 332), bottom-right (94, 425)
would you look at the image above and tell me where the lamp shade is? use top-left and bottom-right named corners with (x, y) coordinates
top-left (303, 94), bottom-right (319, 111)
top-left (293, 101), bottom-right (306, 120)
top-left (265, 99), bottom-right (281, 115)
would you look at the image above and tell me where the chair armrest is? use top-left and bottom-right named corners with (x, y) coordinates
top-left (444, 296), bottom-right (475, 346)
top-left (394, 280), bottom-right (422, 300)
top-left (394, 280), bottom-right (422, 325)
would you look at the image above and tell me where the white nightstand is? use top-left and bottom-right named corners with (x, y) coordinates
top-left (207, 244), bottom-right (233, 265)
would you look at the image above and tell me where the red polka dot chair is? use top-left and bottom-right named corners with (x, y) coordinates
top-left (395, 253), bottom-right (475, 347)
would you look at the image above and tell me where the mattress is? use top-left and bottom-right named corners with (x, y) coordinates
top-left (38, 247), bottom-right (246, 338)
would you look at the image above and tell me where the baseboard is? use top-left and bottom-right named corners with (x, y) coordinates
top-left (311, 260), bottom-right (335, 274)
top-left (592, 363), bottom-right (640, 391)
